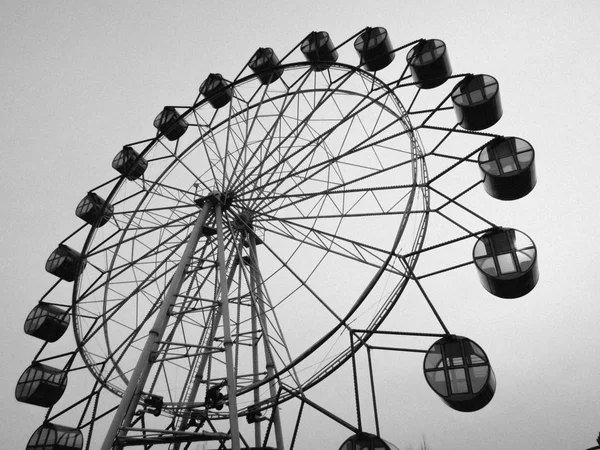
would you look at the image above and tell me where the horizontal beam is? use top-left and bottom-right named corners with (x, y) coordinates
top-left (118, 428), bottom-right (228, 446)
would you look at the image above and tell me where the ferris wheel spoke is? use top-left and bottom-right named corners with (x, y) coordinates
top-left (91, 290), bottom-right (162, 353)
top-left (154, 140), bottom-right (214, 192)
top-left (242, 172), bottom-right (418, 221)
top-left (139, 177), bottom-right (199, 205)
top-left (405, 83), bottom-right (422, 114)
top-left (78, 312), bottom-right (158, 391)
top-left (265, 84), bottom-right (408, 179)
top-left (80, 235), bottom-right (190, 303)
top-left (227, 72), bottom-right (318, 195)
top-left (33, 349), bottom-right (78, 366)
top-left (435, 180), bottom-right (483, 214)
top-left (245, 149), bottom-right (386, 219)
top-left (264, 143), bottom-right (417, 216)
top-left (224, 80), bottom-right (285, 190)
top-left (77, 230), bottom-right (205, 348)
top-left (254, 98), bottom-right (358, 206)
top-left (98, 233), bottom-right (189, 284)
top-left (195, 96), bottom-right (267, 189)
top-left (233, 235), bottom-right (300, 435)
top-left (411, 90), bottom-right (455, 129)
top-left (253, 216), bottom-right (402, 276)
top-left (277, 118), bottom-right (411, 189)
top-left (429, 184), bottom-right (496, 229)
top-left (225, 81), bottom-right (300, 190)
top-left (219, 98), bottom-right (248, 189)
top-left (219, 116), bottom-right (250, 187)
top-left (256, 82), bottom-right (341, 171)
top-left (242, 116), bottom-right (413, 214)
top-left (107, 235), bottom-right (220, 314)
top-left (268, 175), bottom-right (414, 218)
top-left (113, 203), bottom-right (196, 217)
top-left (429, 151), bottom-right (479, 164)
top-left (193, 126), bottom-right (223, 187)
top-left (238, 258), bottom-right (304, 393)
top-left (113, 208), bottom-right (197, 255)
top-left (420, 123), bottom-right (500, 140)
top-left (249, 231), bottom-right (348, 328)
top-left (261, 207), bottom-right (418, 221)
top-left (109, 192), bottom-right (195, 230)
top-left (367, 97), bottom-right (395, 160)
top-left (427, 149), bottom-right (483, 184)
top-left (120, 208), bottom-right (190, 233)
top-left (44, 385), bottom-right (104, 424)
top-left (236, 108), bottom-right (357, 204)
top-left (231, 69), bottom-right (360, 196)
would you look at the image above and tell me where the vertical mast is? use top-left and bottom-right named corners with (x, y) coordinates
top-left (215, 202), bottom-right (242, 450)
top-left (249, 233), bottom-right (285, 450)
top-left (250, 266), bottom-right (262, 447)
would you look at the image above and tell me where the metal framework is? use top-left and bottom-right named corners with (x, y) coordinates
top-left (17, 27), bottom-right (537, 450)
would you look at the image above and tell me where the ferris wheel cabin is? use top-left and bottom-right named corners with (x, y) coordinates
top-left (479, 137), bottom-right (537, 200)
top-left (24, 303), bottom-right (70, 342)
top-left (301, 31), bottom-right (339, 70)
top-left (452, 74), bottom-right (503, 130)
top-left (75, 192), bottom-right (113, 227)
top-left (45, 244), bottom-right (86, 282)
top-left (153, 106), bottom-right (188, 141)
top-left (424, 335), bottom-right (496, 412)
top-left (26, 423), bottom-right (83, 450)
top-left (406, 39), bottom-right (452, 89)
top-left (249, 47), bottom-right (283, 85)
top-left (473, 228), bottom-right (539, 298)
top-left (200, 73), bottom-right (233, 108)
top-left (112, 146), bottom-right (148, 180)
top-left (15, 363), bottom-right (67, 408)
top-left (354, 27), bottom-right (395, 71)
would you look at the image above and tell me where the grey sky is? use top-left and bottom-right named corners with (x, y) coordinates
top-left (2, 1), bottom-right (599, 449)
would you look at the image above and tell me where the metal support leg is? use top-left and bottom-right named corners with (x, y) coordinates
top-left (173, 258), bottom-right (240, 449)
top-left (250, 275), bottom-right (262, 448)
top-left (248, 234), bottom-right (285, 450)
top-left (215, 203), bottom-right (241, 450)
top-left (100, 203), bottom-right (210, 450)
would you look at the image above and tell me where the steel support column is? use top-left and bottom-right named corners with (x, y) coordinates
top-left (215, 203), bottom-right (241, 450)
top-left (100, 202), bottom-right (210, 450)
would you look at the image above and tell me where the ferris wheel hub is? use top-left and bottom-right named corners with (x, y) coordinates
top-left (194, 191), bottom-right (234, 211)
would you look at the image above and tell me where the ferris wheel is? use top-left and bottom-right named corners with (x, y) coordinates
top-left (16, 28), bottom-right (538, 450)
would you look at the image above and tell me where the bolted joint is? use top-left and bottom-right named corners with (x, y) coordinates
top-left (245, 404), bottom-right (268, 424)
top-left (186, 411), bottom-right (207, 429)
top-left (143, 394), bottom-right (164, 417)
top-left (205, 381), bottom-right (227, 410)
top-left (233, 211), bottom-right (254, 232)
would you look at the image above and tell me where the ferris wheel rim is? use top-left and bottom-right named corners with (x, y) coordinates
top-left (71, 61), bottom-right (430, 415)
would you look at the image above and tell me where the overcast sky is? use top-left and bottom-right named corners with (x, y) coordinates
top-left (2, 1), bottom-right (599, 449)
